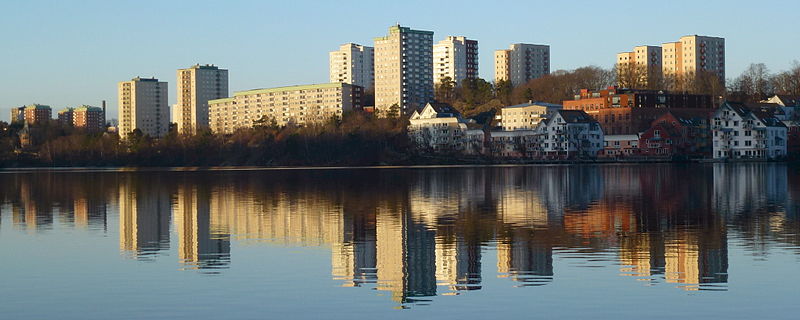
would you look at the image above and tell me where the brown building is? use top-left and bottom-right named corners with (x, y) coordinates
top-left (73, 105), bottom-right (105, 131)
top-left (563, 87), bottom-right (713, 135)
top-left (58, 108), bottom-right (74, 126)
top-left (23, 104), bottom-right (52, 124)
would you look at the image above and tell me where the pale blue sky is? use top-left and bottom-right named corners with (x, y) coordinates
top-left (1, 0), bottom-right (798, 121)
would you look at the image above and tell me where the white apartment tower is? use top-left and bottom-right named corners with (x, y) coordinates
top-left (374, 25), bottom-right (434, 115)
top-left (433, 36), bottom-right (478, 86)
top-left (175, 64), bottom-right (229, 134)
top-left (494, 43), bottom-right (550, 87)
top-left (662, 35), bottom-right (725, 82)
top-left (118, 77), bottom-right (169, 138)
top-left (329, 43), bottom-right (374, 90)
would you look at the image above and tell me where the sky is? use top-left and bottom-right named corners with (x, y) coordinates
top-left (1, 0), bottom-right (798, 121)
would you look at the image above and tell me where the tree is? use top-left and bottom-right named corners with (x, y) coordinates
top-left (772, 61), bottom-right (800, 96)
top-left (434, 76), bottom-right (456, 103)
top-left (729, 63), bottom-right (773, 102)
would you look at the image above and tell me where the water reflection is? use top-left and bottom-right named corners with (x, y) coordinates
top-left (1, 164), bottom-right (800, 305)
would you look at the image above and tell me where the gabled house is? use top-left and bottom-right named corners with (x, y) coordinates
top-left (535, 110), bottom-right (604, 159)
top-left (408, 102), bottom-right (484, 155)
top-left (712, 101), bottom-right (787, 160)
top-left (638, 109), bottom-right (712, 158)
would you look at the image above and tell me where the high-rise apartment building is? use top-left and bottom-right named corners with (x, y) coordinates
top-left (73, 105), bottom-right (105, 131)
top-left (22, 104), bottom-right (52, 124)
top-left (208, 83), bottom-right (362, 133)
top-left (118, 77), bottom-right (169, 138)
top-left (432, 36), bottom-right (478, 86)
top-left (374, 25), bottom-right (434, 115)
top-left (329, 43), bottom-right (374, 90)
top-left (616, 45), bottom-right (662, 87)
top-left (175, 64), bottom-right (229, 134)
top-left (662, 35), bottom-right (725, 82)
top-left (494, 43), bottom-right (550, 87)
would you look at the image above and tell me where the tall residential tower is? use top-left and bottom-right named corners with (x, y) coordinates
top-left (433, 36), bottom-right (478, 86)
top-left (329, 43), bottom-right (374, 90)
top-left (175, 64), bottom-right (229, 134)
top-left (662, 35), bottom-right (725, 83)
top-left (374, 25), bottom-right (434, 115)
top-left (118, 77), bottom-right (169, 138)
top-left (494, 43), bottom-right (550, 87)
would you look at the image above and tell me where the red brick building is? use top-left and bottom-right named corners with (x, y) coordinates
top-left (638, 109), bottom-right (712, 158)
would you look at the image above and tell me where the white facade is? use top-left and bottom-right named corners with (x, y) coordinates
top-left (176, 64), bottom-right (229, 134)
top-left (489, 130), bottom-right (537, 158)
top-left (374, 25), bottom-right (434, 115)
top-left (494, 43), bottom-right (550, 86)
top-left (712, 102), bottom-right (787, 160)
top-left (433, 36), bottom-right (478, 86)
top-left (118, 77), bottom-right (169, 138)
top-left (329, 43), bottom-right (374, 90)
top-left (408, 103), bottom-right (483, 154)
top-left (535, 110), bottom-right (604, 158)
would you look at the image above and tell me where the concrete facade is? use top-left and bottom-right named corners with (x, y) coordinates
top-left (433, 36), bottom-right (478, 86)
top-left (118, 77), bottom-right (169, 138)
top-left (175, 64), bottom-right (229, 134)
top-left (208, 83), bottom-right (361, 133)
top-left (712, 102), bottom-right (787, 160)
top-left (494, 43), bottom-right (550, 86)
top-left (329, 43), bottom-right (375, 90)
top-left (374, 25), bottom-right (434, 115)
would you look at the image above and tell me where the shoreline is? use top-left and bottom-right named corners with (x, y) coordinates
top-left (0, 159), bottom-right (795, 172)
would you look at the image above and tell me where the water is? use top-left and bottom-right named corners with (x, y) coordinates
top-left (1, 164), bottom-right (798, 319)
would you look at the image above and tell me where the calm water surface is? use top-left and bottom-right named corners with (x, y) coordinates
top-left (1, 164), bottom-right (799, 319)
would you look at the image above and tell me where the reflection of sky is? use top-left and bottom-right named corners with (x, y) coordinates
top-left (1, 165), bottom-right (800, 319)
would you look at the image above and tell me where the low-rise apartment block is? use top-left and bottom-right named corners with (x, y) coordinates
top-left (533, 110), bottom-right (604, 159)
top-left (498, 102), bottom-right (561, 131)
top-left (712, 102), bottom-right (787, 160)
top-left (208, 83), bottom-right (361, 133)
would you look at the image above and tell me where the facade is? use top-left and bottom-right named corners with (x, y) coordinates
top-left (563, 87), bottom-right (713, 135)
top-left (408, 102), bottom-right (484, 155)
top-left (489, 130), bottom-right (536, 158)
top-left (712, 102), bottom-right (787, 160)
top-left (57, 108), bottom-right (74, 126)
top-left (175, 64), bottom-right (229, 134)
top-left (498, 102), bottom-right (561, 131)
top-left (662, 35), bottom-right (725, 83)
top-left (73, 105), bottom-right (105, 131)
top-left (329, 43), bottom-right (375, 90)
top-left (10, 106), bottom-right (25, 123)
top-left (639, 109), bottom-right (712, 158)
top-left (601, 135), bottom-right (640, 158)
top-left (494, 43), bottom-right (550, 86)
top-left (433, 36), bottom-right (478, 86)
top-left (118, 77), bottom-right (169, 138)
top-left (533, 110), bottom-right (604, 159)
top-left (616, 45), bottom-right (662, 86)
top-left (22, 104), bottom-right (52, 124)
top-left (374, 25), bottom-right (434, 115)
top-left (208, 83), bottom-right (361, 134)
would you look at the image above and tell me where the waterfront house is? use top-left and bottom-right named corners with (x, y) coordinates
top-left (535, 110), bottom-right (604, 159)
top-left (712, 101), bottom-right (787, 160)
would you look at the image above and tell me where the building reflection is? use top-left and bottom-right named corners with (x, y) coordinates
top-left (174, 183), bottom-right (230, 271)
top-left (4, 164), bottom-right (800, 304)
top-left (118, 175), bottom-right (171, 259)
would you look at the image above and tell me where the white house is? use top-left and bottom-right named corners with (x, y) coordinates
top-left (712, 101), bottom-right (787, 160)
top-left (408, 102), bottom-right (484, 154)
top-left (534, 110), bottom-right (604, 159)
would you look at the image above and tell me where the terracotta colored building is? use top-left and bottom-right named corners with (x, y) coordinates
top-left (73, 105), bottom-right (105, 131)
top-left (23, 104), bottom-right (52, 124)
top-left (638, 109), bottom-right (712, 158)
top-left (563, 87), bottom-right (713, 135)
